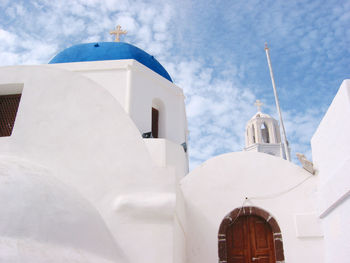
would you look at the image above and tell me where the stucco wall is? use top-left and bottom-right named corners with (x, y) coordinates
top-left (173, 181), bottom-right (188, 263)
top-left (0, 65), bottom-right (179, 263)
top-left (180, 152), bottom-right (323, 263)
top-left (129, 62), bottom-right (187, 145)
top-left (311, 79), bottom-right (350, 263)
top-left (0, 156), bottom-right (123, 263)
top-left (144, 138), bottom-right (188, 180)
top-left (50, 60), bottom-right (188, 148)
top-left (50, 60), bottom-right (129, 108)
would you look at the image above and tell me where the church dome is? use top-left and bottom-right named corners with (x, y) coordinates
top-left (49, 42), bottom-right (173, 82)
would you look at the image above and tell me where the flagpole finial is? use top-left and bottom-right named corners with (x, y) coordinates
top-left (264, 42), bottom-right (269, 50)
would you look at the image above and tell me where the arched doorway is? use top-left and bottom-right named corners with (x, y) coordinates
top-left (218, 206), bottom-right (285, 263)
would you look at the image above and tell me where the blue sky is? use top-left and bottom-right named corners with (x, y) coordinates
top-left (0, 0), bottom-right (349, 169)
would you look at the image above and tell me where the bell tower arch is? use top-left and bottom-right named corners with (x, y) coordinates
top-left (244, 100), bottom-right (289, 159)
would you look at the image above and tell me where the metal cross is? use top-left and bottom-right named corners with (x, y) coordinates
top-left (110, 25), bottom-right (127, 42)
top-left (254, 100), bottom-right (263, 112)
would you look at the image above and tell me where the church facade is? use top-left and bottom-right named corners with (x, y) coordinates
top-left (0, 38), bottom-right (348, 263)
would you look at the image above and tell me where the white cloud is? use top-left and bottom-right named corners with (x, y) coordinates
top-left (115, 15), bottom-right (138, 34)
top-left (0, 28), bottom-right (16, 46)
top-left (138, 7), bottom-right (157, 25)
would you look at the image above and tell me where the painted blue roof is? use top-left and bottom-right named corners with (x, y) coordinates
top-left (49, 42), bottom-right (172, 82)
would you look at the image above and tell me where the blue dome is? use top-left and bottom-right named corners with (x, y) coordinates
top-left (49, 42), bottom-right (172, 82)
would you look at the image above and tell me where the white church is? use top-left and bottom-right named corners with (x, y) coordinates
top-left (0, 27), bottom-right (349, 263)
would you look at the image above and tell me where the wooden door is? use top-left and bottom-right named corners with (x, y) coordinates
top-left (226, 215), bottom-right (275, 263)
top-left (152, 107), bottom-right (159, 138)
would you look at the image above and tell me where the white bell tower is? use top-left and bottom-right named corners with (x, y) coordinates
top-left (244, 100), bottom-right (289, 159)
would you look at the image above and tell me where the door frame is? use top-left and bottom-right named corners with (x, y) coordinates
top-left (218, 206), bottom-right (285, 263)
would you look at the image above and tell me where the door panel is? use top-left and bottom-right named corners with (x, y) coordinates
top-left (226, 217), bottom-right (250, 263)
top-left (253, 221), bottom-right (269, 248)
top-left (231, 257), bottom-right (246, 263)
top-left (226, 215), bottom-right (275, 263)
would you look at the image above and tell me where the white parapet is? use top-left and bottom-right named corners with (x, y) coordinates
top-left (311, 79), bottom-right (350, 263)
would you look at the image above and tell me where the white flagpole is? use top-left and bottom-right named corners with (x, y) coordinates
top-left (264, 43), bottom-right (291, 161)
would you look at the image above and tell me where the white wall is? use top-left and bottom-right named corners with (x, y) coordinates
top-left (180, 152), bottom-right (323, 263)
top-left (51, 60), bottom-right (189, 177)
top-left (51, 60), bottom-right (129, 108)
top-left (174, 185), bottom-right (187, 263)
top-left (311, 79), bottom-right (350, 263)
top-left (142, 138), bottom-right (188, 263)
top-left (0, 65), bottom-right (179, 263)
top-left (0, 156), bottom-right (123, 263)
top-left (129, 62), bottom-right (187, 145)
top-left (50, 60), bottom-right (188, 148)
top-left (245, 143), bottom-right (283, 158)
top-left (144, 138), bottom-right (188, 180)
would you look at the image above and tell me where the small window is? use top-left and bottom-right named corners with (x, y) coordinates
top-left (0, 94), bottom-right (21, 137)
top-left (152, 107), bottom-right (159, 138)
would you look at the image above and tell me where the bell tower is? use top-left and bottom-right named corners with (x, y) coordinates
top-left (244, 100), bottom-right (289, 159)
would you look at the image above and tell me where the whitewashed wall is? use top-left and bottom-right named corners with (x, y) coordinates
top-left (51, 60), bottom-right (129, 108)
top-left (180, 152), bottom-right (324, 263)
top-left (129, 62), bottom-right (187, 145)
top-left (144, 138), bottom-right (188, 181)
top-left (51, 60), bottom-right (188, 147)
top-left (311, 79), bottom-right (350, 263)
top-left (0, 65), bottom-right (185, 263)
top-left (0, 156), bottom-right (123, 263)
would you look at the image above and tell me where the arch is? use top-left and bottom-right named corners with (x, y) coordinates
top-left (218, 206), bottom-right (285, 263)
top-left (261, 122), bottom-right (270, 143)
top-left (251, 124), bottom-right (256, 144)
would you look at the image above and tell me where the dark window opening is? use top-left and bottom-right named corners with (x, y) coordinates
top-left (252, 124), bottom-right (256, 143)
top-left (261, 122), bottom-right (270, 143)
top-left (0, 94), bottom-right (21, 137)
top-left (152, 107), bottom-right (159, 138)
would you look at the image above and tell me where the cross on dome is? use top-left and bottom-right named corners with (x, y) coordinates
top-left (110, 25), bottom-right (127, 42)
top-left (254, 100), bottom-right (263, 112)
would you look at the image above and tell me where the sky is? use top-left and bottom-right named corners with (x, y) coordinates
top-left (0, 0), bottom-right (349, 170)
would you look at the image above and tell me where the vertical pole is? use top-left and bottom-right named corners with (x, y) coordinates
top-left (264, 43), bottom-right (291, 161)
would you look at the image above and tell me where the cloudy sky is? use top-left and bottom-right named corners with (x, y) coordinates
top-left (0, 0), bottom-right (349, 170)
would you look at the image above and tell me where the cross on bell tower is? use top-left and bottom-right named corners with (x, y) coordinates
top-left (110, 25), bottom-right (127, 42)
top-left (254, 100), bottom-right (263, 112)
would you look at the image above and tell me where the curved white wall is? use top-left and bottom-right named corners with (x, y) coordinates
top-left (50, 60), bottom-right (188, 147)
top-left (0, 155), bottom-right (123, 263)
top-left (0, 65), bottom-right (178, 263)
top-left (180, 152), bottom-right (323, 263)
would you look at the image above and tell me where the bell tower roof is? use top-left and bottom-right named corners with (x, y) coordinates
top-left (249, 111), bottom-right (273, 120)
